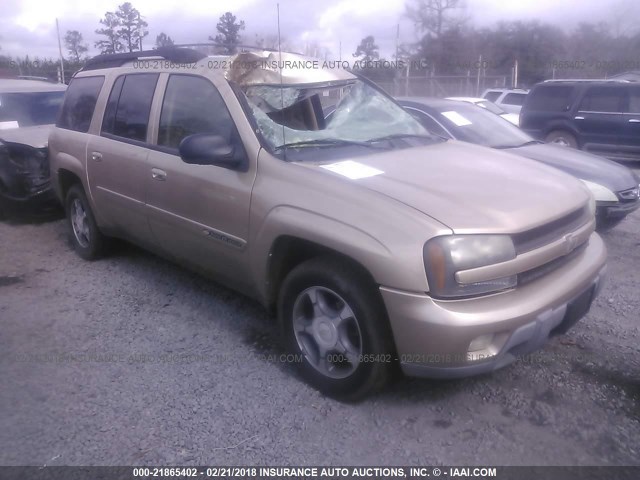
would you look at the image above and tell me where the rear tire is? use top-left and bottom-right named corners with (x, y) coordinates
top-left (278, 256), bottom-right (394, 401)
top-left (65, 184), bottom-right (109, 260)
top-left (545, 130), bottom-right (578, 149)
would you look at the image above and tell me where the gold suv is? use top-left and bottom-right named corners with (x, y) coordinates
top-left (49, 48), bottom-right (607, 400)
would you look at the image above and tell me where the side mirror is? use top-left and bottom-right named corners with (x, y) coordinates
top-left (178, 133), bottom-right (240, 169)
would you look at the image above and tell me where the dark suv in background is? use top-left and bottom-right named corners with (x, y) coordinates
top-left (520, 80), bottom-right (640, 161)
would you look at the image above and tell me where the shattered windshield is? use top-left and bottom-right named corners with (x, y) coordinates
top-left (241, 79), bottom-right (437, 154)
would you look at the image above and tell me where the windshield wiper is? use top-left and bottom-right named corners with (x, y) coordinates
top-left (368, 133), bottom-right (444, 144)
top-left (493, 140), bottom-right (543, 149)
top-left (274, 138), bottom-right (386, 151)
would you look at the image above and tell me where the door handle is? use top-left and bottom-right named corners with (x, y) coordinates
top-left (574, 116), bottom-right (585, 120)
top-left (151, 168), bottom-right (167, 181)
top-left (629, 118), bottom-right (640, 123)
top-left (91, 151), bottom-right (103, 161)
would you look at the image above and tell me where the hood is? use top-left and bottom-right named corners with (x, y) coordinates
top-left (0, 125), bottom-right (53, 149)
top-left (501, 113), bottom-right (520, 126)
top-left (307, 141), bottom-right (590, 235)
top-left (510, 143), bottom-right (638, 193)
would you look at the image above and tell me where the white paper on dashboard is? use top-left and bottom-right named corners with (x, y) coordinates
top-left (320, 160), bottom-right (384, 180)
top-left (442, 111), bottom-right (472, 126)
top-left (0, 121), bottom-right (19, 130)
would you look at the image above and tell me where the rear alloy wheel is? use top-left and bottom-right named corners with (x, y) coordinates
top-left (65, 184), bottom-right (108, 260)
top-left (279, 257), bottom-right (394, 401)
top-left (545, 130), bottom-right (578, 149)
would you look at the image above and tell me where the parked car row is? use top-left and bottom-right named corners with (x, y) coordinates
top-left (482, 87), bottom-right (529, 114)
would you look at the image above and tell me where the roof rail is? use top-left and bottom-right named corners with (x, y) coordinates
top-left (172, 42), bottom-right (279, 52)
top-left (17, 75), bottom-right (53, 82)
top-left (543, 78), bottom-right (631, 83)
top-left (82, 47), bottom-right (207, 71)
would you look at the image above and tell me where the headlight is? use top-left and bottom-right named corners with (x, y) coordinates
top-left (424, 235), bottom-right (516, 299)
top-left (580, 180), bottom-right (617, 203)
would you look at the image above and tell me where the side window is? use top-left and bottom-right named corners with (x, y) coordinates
top-left (579, 87), bottom-right (624, 113)
top-left (625, 87), bottom-right (640, 114)
top-left (526, 86), bottom-right (573, 112)
top-left (502, 93), bottom-right (526, 106)
top-left (406, 109), bottom-right (449, 138)
top-left (56, 76), bottom-right (104, 133)
top-left (100, 74), bottom-right (157, 141)
top-left (158, 75), bottom-right (239, 150)
top-left (484, 91), bottom-right (501, 102)
top-left (101, 76), bottom-right (124, 135)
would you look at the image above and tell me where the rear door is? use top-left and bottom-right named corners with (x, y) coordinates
top-left (574, 86), bottom-right (625, 155)
top-left (145, 74), bottom-right (256, 289)
top-left (619, 85), bottom-right (640, 159)
top-left (86, 73), bottom-right (159, 245)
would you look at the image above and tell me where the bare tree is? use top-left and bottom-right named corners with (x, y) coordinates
top-left (609, 0), bottom-right (640, 38)
top-left (405, 0), bottom-right (467, 38)
top-left (353, 36), bottom-right (380, 63)
top-left (64, 30), bottom-right (88, 63)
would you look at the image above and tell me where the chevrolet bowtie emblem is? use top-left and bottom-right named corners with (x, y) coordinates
top-left (563, 233), bottom-right (578, 254)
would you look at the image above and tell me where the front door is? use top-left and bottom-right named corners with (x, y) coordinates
top-left (145, 74), bottom-right (256, 289)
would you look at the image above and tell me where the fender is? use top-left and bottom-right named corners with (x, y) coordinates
top-left (250, 204), bottom-right (430, 305)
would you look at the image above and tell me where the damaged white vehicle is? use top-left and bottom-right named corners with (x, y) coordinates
top-left (0, 79), bottom-right (66, 217)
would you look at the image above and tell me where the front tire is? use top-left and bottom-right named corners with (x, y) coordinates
top-left (65, 184), bottom-right (108, 260)
top-left (278, 256), bottom-right (394, 401)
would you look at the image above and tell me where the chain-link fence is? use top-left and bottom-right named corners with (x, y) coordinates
top-left (376, 74), bottom-right (509, 98)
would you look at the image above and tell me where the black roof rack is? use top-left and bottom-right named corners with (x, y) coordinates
top-left (82, 47), bottom-right (207, 71)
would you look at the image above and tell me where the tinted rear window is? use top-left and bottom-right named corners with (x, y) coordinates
top-left (0, 91), bottom-right (65, 127)
top-left (525, 86), bottom-right (573, 112)
top-left (57, 76), bottom-right (104, 132)
top-left (579, 87), bottom-right (624, 113)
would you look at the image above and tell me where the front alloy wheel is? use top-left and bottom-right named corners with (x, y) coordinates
top-left (292, 286), bottom-right (363, 379)
top-left (279, 256), bottom-right (394, 401)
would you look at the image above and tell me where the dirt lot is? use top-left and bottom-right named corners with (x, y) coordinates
top-left (1, 179), bottom-right (639, 466)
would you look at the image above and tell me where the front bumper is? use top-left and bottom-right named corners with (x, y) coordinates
top-left (597, 199), bottom-right (640, 220)
top-left (381, 233), bottom-right (607, 379)
top-left (0, 184), bottom-right (59, 214)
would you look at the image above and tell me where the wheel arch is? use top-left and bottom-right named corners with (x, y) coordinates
top-left (264, 235), bottom-right (381, 313)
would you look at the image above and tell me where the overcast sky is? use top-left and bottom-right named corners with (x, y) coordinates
top-left (0, 0), bottom-right (636, 60)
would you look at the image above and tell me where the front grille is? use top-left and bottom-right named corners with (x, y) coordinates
top-left (512, 206), bottom-right (589, 254)
top-left (518, 242), bottom-right (588, 286)
top-left (618, 186), bottom-right (640, 203)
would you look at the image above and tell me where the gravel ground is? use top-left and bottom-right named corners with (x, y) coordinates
top-left (1, 179), bottom-right (639, 467)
